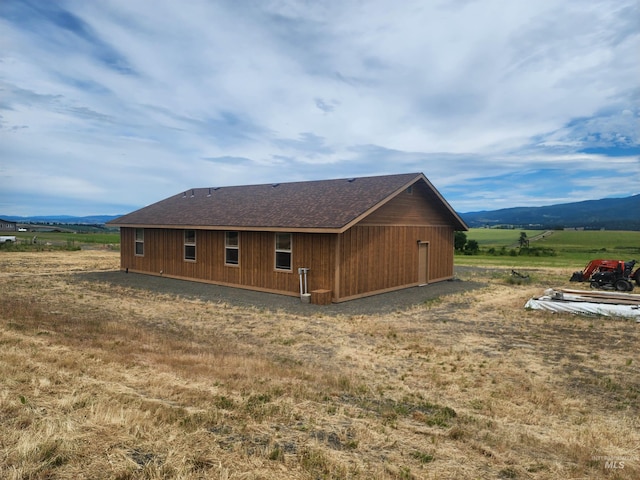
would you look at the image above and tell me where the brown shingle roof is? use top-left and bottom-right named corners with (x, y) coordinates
top-left (109, 173), bottom-right (467, 231)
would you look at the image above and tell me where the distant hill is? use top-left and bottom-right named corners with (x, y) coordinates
top-left (3, 195), bottom-right (640, 231)
top-left (460, 194), bottom-right (640, 231)
top-left (0, 214), bottom-right (121, 225)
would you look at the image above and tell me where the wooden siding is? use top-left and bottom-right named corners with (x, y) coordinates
top-left (334, 182), bottom-right (456, 300)
top-left (336, 225), bottom-right (454, 300)
top-left (120, 228), bottom-right (335, 296)
top-left (357, 181), bottom-right (452, 226)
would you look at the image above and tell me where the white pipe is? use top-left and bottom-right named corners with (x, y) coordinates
top-left (298, 268), bottom-right (304, 296)
top-left (298, 267), bottom-right (310, 296)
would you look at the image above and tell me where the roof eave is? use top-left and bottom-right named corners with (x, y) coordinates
top-left (108, 223), bottom-right (343, 234)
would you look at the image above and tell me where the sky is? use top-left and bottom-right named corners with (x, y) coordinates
top-left (1, 0), bottom-right (639, 217)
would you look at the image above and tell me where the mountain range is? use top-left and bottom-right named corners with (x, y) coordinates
top-left (0, 214), bottom-right (120, 225)
top-left (460, 194), bottom-right (640, 230)
top-left (2, 194), bottom-right (639, 230)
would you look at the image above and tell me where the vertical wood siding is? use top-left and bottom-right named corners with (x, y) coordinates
top-left (335, 183), bottom-right (457, 300)
top-left (357, 181), bottom-right (452, 226)
top-left (337, 225), bottom-right (454, 300)
top-left (120, 228), bottom-right (334, 296)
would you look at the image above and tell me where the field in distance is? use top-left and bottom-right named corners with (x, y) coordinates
top-left (0, 250), bottom-right (638, 479)
top-left (6, 229), bottom-right (640, 268)
top-left (457, 229), bottom-right (640, 268)
top-left (8, 231), bottom-right (120, 248)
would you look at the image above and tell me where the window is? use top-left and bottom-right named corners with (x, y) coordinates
top-left (275, 233), bottom-right (292, 271)
top-left (225, 231), bottom-right (239, 265)
top-left (135, 228), bottom-right (144, 256)
top-left (184, 230), bottom-right (196, 261)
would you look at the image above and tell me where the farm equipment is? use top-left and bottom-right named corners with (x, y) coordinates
top-left (570, 259), bottom-right (639, 291)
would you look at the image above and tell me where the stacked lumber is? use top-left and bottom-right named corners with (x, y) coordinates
top-left (555, 288), bottom-right (640, 306)
top-left (525, 288), bottom-right (640, 319)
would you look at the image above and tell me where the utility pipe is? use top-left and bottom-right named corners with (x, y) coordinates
top-left (298, 267), bottom-right (310, 296)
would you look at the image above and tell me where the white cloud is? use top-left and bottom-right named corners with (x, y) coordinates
top-left (0, 0), bottom-right (638, 215)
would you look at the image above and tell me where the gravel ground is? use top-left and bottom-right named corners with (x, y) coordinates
top-left (76, 268), bottom-right (486, 316)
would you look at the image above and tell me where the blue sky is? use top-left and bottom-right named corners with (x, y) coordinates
top-left (1, 0), bottom-right (638, 216)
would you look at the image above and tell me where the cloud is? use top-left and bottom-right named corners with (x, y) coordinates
top-left (0, 0), bottom-right (638, 216)
top-left (314, 98), bottom-right (338, 113)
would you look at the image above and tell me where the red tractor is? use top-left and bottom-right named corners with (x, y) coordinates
top-left (570, 259), bottom-right (639, 291)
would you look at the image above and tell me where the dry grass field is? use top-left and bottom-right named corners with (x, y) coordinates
top-left (1, 250), bottom-right (638, 479)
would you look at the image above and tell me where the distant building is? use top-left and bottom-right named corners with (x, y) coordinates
top-left (0, 219), bottom-right (17, 232)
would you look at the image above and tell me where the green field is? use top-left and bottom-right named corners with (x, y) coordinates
top-left (2, 231), bottom-right (120, 251)
top-left (4, 229), bottom-right (640, 271)
top-left (456, 229), bottom-right (640, 268)
top-left (18, 231), bottom-right (119, 244)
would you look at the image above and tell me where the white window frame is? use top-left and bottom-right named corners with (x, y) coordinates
top-left (275, 232), bottom-right (292, 271)
top-left (184, 229), bottom-right (196, 261)
top-left (135, 228), bottom-right (144, 256)
top-left (225, 231), bottom-right (239, 266)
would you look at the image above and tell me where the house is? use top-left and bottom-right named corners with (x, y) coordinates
top-left (0, 219), bottom-right (17, 232)
top-left (108, 173), bottom-right (468, 304)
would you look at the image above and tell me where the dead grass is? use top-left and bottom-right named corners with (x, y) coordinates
top-left (0, 250), bottom-right (638, 479)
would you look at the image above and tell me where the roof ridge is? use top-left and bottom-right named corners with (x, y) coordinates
top-left (187, 172), bottom-right (422, 190)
